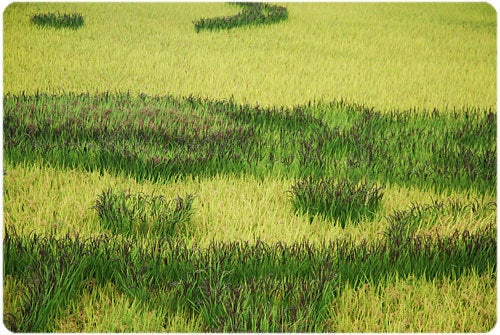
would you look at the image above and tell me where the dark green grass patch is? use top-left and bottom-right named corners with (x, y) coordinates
top-left (31, 12), bottom-right (84, 30)
top-left (194, 2), bottom-right (288, 32)
top-left (290, 176), bottom-right (384, 226)
top-left (3, 93), bottom-right (496, 193)
top-left (4, 214), bottom-right (496, 332)
top-left (93, 188), bottom-right (194, 238)
top-left (384, 196), bottom-right (497, 244)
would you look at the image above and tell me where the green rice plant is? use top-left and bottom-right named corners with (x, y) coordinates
top-left (3, 93), bottom-right (496, 193)
top-left (330, 106), bottom-right (496, 193)
top-left (30, 12), bottom-right (84, 30)
top-left (193, 273), bottom-right (336, 332)
top-left (194, 2), bottom-right (288, 32)
top-left (3, 222), bottom-right (495, 332)
top-left (384, 196), bottom-right (497, 245)
top-left (290, 176), bottom-right (384, 227)
top-left (3, 229), bottom-right (90, 332)
top-left (93, 188), bottom-right (194, 238)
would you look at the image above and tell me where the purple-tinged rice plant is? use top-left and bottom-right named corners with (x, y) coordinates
top-left (384, 197), bottom-right (497, 246)
top-left (290, 176), bottom-right (384, 227)
top-left (3, 221), bottom-right (495, 333)
top-left (3, 93), bottom-right (496, 192)
top-left (93, 188), bottom-right (194, 238)
top-left (194, 2), bottom-right (288, 32)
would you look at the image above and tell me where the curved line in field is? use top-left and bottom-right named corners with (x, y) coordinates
top-left (194, 2), bottom-right (288, 32)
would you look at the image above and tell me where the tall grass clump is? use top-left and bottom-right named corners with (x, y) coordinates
top-left (194, 2), bottom-right (288, 32)
top-left (290, 176), bottom-right (384, 226)
top-left (93, 188), bottom-right (194, 238)
top-left (30, 12), bottom-right (84, 30)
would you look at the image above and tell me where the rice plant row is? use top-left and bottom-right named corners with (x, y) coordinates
top-left (3, 92), bottom-right (496, 194)
top-left (4, 216), bottom-right (495, 332)
top-left (194, 2), bottom-right (288, 32)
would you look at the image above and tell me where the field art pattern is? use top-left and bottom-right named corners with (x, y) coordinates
top-left (30, 12), bottom-right (84, 30)
top-left (194, 2), bottom-right (288, 32)
top-left (3, 92), bottom-right (497, 332)
top-left (4, 93), bottom-right (495, 193)
top-left (2, 2), bottom-right (497, 333)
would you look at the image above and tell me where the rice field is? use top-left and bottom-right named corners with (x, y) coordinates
top-left (3, 2), bottom-right (496, 110)
top-left (2, 2), bottom-right (497, 333)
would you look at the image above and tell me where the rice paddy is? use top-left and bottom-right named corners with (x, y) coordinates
top-left (3, 2), bottom-right (496, 110)
top-left (2, 2), bottom-right (497, 333)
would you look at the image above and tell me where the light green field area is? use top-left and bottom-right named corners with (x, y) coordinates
top-left (3, 2), bottom-right (497, 333)
top-left (3, 2), bottom-right (496, 111)
top-left (4, 163), bottom-right (494, 247)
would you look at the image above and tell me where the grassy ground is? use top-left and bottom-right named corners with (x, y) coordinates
top-left (2, 2), bottom-right (497, 333)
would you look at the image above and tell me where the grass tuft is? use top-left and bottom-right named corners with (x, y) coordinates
top-left (290, 176), bottom-right (384, 226)
top-left (93, 188), bottom-right (194, 238)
